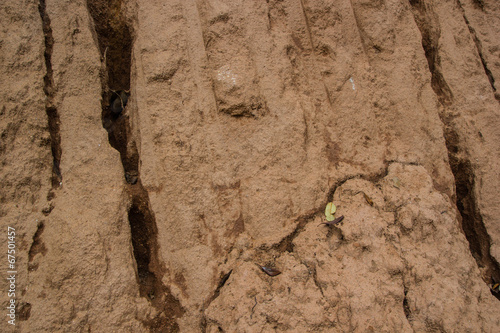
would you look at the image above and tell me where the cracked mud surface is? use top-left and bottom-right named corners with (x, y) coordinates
top-left (1, 0), bottom-right (500, 332)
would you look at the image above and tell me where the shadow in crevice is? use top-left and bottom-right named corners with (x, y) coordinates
top-left (445, 125), bottom-right (500, 300)
top-left (409, 0), bottom-right (453, 105)
top-left (86, 0), bottom-right (186, 329)
top-left (200, 270), bottom-right (232, 333)
top-left (128, 185), bottom-right (185, 332)
top-left (455, 0), bottom-right (496, 94)
top-left (28, 221), bottom-right (47, 272)
top-left (410, 0), bottom-right (500, 300)
top-left (38, 0), bottom-right (62, 191)
top-left (86, 0), bottom-right (136, 179)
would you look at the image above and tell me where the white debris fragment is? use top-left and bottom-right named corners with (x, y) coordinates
top-left (217, 65), bottom-right (238, 86)
top-left (349, 77), bottom-right (356, 90)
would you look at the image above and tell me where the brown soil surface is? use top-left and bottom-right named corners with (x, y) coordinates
top-left (1, 0), bottom-right (500, 332)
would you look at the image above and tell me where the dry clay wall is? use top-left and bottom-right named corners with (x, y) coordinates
top-left (1, 0), bottom-right (500, 332)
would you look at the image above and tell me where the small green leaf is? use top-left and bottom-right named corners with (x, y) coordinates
top-left (326, 215), bottom-right (335, 222)
top-left (330, 203), bottom-right (337, 215)
top-left (325, 202), bottom-right (332, 217)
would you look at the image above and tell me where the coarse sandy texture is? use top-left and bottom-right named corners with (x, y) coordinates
top-left (0, 0), bottom-right (499, 332)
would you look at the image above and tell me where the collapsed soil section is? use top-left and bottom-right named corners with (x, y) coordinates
top-left (1, 0), bottom-right (500, 332)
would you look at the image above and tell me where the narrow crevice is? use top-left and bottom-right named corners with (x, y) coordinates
top-left (214, 270), bottom-right (232, 295)
top-left (403, 284), bottom-right (411, 320)
top-left (349, 0), bottom-right (371, 64)
top-left (129, 184), bottom-right (185, 331)
top-left (275, 177), bottom-right (358, 251)
top-left (86, 0), bottom-right (185, 330)
top-left (308, 264), bottom-right (325, 298)
top-left (86, 0), bottom-right (135, 179)
top-left (28, 221), bottom-right (47, 272)
top-left (200, 317), bottom-right (207, 333)
top-left (38, 0), bottom-right (62, 190)
top-left (456, 0), bottom-right (496, 93)
top-left (272, 210), bottom-right (318, 253)
top-left (410, 0), bottom-right (500, 300)
top-left (200, 270), bottom-right (232, 332)
top-left (444, 127), bottom-right (500, 300)
top-left (395, 231), bottom-right (414, 329)
top-left (298, 0), bottom-right (314, 51)
top-left (409, 0), bottom-right (453, 106)
top-left (204, 270), bottom-right (232, 308)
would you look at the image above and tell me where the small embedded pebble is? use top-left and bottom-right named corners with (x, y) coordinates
top-left (110, 90), bottom-right (129, 115)
top-left (125, 172), bottom-right (138, 184)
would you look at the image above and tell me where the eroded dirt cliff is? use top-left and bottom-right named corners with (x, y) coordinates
top-left (1, 0), bottom-right (500, 332)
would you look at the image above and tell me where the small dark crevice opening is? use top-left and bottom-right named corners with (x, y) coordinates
top-left (200, 270), bottom-right (232, 333)
top-left (272, 211), bottom-right (317, 253)
top-left (128, 194), bottom-right (156, 296)
top-left (471, 0), bottom-right (485, 11)
top-left (403, 285), bottom-right (411, 320)
top-left (213, 270), bottom-right (232, 299)
top-left (87, 0), bottom-right (131, 91)
top-left (38, 0), bottom-right (62, 190)
top-left (28, 221), bottom-right (47, 272)
top-left (17, 302), bottom-right (32, 321)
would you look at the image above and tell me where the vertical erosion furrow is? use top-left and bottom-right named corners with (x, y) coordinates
top-left (194, 2), bottom-right (219, 114)
top-left (409, 0), bottom-right (453, 105)
top-left (456, 0), bottom-right (496, 94)
top-left (38, 0), bottom-right (62, 190)
top-left (298, 0), bottom-right (314, 51)
top-left (86, 1), bottom-right (185, 330)
top-left (195, 1), bottom-right (266, 118)
top-left (410, 0), bottom-right (500, 299)
top-left (402, 284), bottom-right (411, 321)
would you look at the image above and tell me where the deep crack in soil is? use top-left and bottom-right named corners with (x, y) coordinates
top-left (86, 0), bottom-right (185, 330)
top-left (38, 0), bottom-right (62, 190)
top-left (410, 0), bottom-right (500, 300)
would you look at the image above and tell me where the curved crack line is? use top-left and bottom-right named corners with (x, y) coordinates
top-left (270, 163), bottom-right (394, 254)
